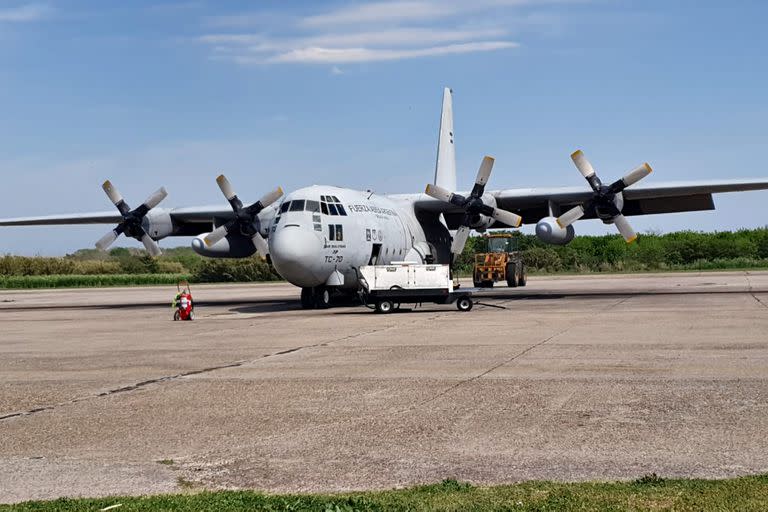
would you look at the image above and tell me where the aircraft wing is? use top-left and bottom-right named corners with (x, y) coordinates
top-left (0, 206), bottom-right (238, 227)
top-left (0, 211), bottom-right (124, 226)
top-left (407, 178), bottom-right (768, 229)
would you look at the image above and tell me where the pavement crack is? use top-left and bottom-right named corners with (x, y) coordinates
top-left (0, 324), bottom-right (398, 423)
top-left (744, 272), bottom-right (768, 310)
top-left (416, 293), bottom-right (633, 407)
top-left (416, 325), bottom-right (573, 408)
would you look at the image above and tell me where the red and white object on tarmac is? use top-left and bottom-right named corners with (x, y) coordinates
top-left (173, 280), bottom-right (195, 321)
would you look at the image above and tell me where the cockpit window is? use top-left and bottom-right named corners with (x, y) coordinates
top-left (320, 202), bottom-right (329, 215)
top-left (328, 203), bottom-right (339, 216)
top-left (280, 201), bottom-right (291, 213)
top-left (331, 196), bottom-right (340, 202)
top-left (305, 200), bottom-right (320, 213)
top-left (289, 200), bottom-right (305, 212)
top-left (336, 204), bottom-right (347, 216)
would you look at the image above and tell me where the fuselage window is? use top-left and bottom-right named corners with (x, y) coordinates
top-left (328, 203), bottom-right (339, 216)
top-left (280, 201), bottom-right (291, 213)
top-left (335, 224), bottom-right (343, 241)
top-left (289, 200), bottom-right (305, 212)
top-left (329, 224), bottom-right (335, 241)
top-left (305, 200), bottom-right (320, 212)
top-left (320, 202), bottom-right (329, 215)
top-left (336, 204), bottom-right (347, 216)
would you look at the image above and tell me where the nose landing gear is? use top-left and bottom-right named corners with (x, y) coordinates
top-left (300, 286), bottom-right (332, 309)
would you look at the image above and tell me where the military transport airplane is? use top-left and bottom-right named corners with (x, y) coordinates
top-left (3, 88), bottom-right (768, 308)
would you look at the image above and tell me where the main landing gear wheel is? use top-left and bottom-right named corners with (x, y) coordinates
top-left (300, 288), bottom-right (314, 309)
top-left (375, 300), bottom-right (394, 314)
top-left (456, 296), bottom-right (473, 312)
top-left (301, 286), bottom-right (332, 309)
top-left (315, 286), bottom-right (331, 309)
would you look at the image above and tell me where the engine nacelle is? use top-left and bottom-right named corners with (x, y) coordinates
top-left (466, 194), bottom-right (496, 231)
top-left (141, 209), bottom-right (174, 240)
top-left (191, 234), bottom-right (257, 258)
top-left (536, 216), bottom-right (575, 245)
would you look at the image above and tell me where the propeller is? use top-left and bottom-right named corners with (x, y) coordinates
top-left (95, 181), bottom-right (168, 256)
top-left (203, 174), bottom-right (283, 259)
top-left (425, 156), bottom-right (522, 257)
top-left (555, 150), bottom-right (652, 243)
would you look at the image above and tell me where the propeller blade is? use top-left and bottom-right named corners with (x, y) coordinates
top-left (95, 230), bottom-right (119, 251)
top-left (257, 187), bottom-right (284, 209)
top-left (203, 224), bottom-right (230, 247)
top-left (620, 163), bottom-right (652, 188)
top-left (556, 205), bottom-right (586, 228)
top-left (102, 180), bottom-right (124, 206)
top-left (424, 183), bottom-right (454, 203)
top-left (216, 174), bottom-right (237, 201)
top-left (140, 232), bottom-right (162, 257)
top-left (141, 187), bottom-right (168, 210)
top-left (474, 156), bottom-right (495, 187)
top-left (450, 225), bottom-right (471, 255)
top-left (491, 208), bottom-right (522, 228)
top-left (251, 233), bottom-right (269, 259)
top-left (613, 214), bottom-right (637, 243)
top-left (570, 150), bottom-right (596, 179)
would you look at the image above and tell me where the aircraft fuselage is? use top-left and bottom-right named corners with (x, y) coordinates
top-left (267, 185), bottom-right (434, 289)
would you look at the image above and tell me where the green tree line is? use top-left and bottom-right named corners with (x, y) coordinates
top-left (3, 228), bottom-right (768, 288)
top-left (0, 246), bottom-right (280, 288)
top-left (455, 227), bottom-right (768, 274)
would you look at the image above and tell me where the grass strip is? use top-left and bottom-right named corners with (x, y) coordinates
top-left (3, 474), bottom-right (768, 511)
top-left (0, 274), bottom-right (190, 289)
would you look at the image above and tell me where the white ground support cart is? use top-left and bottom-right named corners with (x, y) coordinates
top-left (357, 263), bottom-right (474, 313)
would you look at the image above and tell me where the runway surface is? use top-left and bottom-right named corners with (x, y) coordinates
top-left (1, 271), bottom-right (768, 503)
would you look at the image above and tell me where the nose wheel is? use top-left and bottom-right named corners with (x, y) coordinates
top-left (300, 286), bottom-right (332, 309)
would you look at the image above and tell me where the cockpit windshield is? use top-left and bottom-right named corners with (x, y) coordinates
top-left (278, 197), bottom-right (347, 216)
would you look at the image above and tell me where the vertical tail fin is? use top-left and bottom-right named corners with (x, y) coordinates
top-left (434, 87), bottom-right (457, 192)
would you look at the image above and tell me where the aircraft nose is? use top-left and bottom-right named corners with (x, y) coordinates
top-left (269, 226), bottom-right (324, 287)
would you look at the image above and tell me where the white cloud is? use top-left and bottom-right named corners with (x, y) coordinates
top-left (0, 3), bottom-right (52, 22)
top-left (201, 27), bottom-right (507, 50)
top-left (330, 66), bottom-right (343, 75)
top-left (299, 0), bottom-right (568, 27)
top-left (267, 41), bottom-right (519, 64)
top-left (197, 0), bottom-right (586, 66)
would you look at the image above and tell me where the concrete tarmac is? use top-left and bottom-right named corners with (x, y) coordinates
top-left (1, 272), bottom-right (767, 503)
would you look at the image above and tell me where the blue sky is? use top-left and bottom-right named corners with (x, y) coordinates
top-left (1, 0), bottom-right (767, 255)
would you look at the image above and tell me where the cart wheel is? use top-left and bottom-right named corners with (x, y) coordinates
top-left (376, 300), bottom-right (394, 314)
top-left (188, 311), bottom-right (195, 321)
top-left (456, 296), bottom-right (473, 312)
top-left (173, 310), bottom-right (180, 321)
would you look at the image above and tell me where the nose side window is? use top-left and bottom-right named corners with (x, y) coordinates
top-left (289, 200), bottom-right (305, 211)
top-left (328, 224), bottom-right (335, 241)
top-left (280, 201), bottom-right (291, 213)
top-left (305, 200), bottom-right (320, 212)
top-left (335, 224), bottom-right (343, 241)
